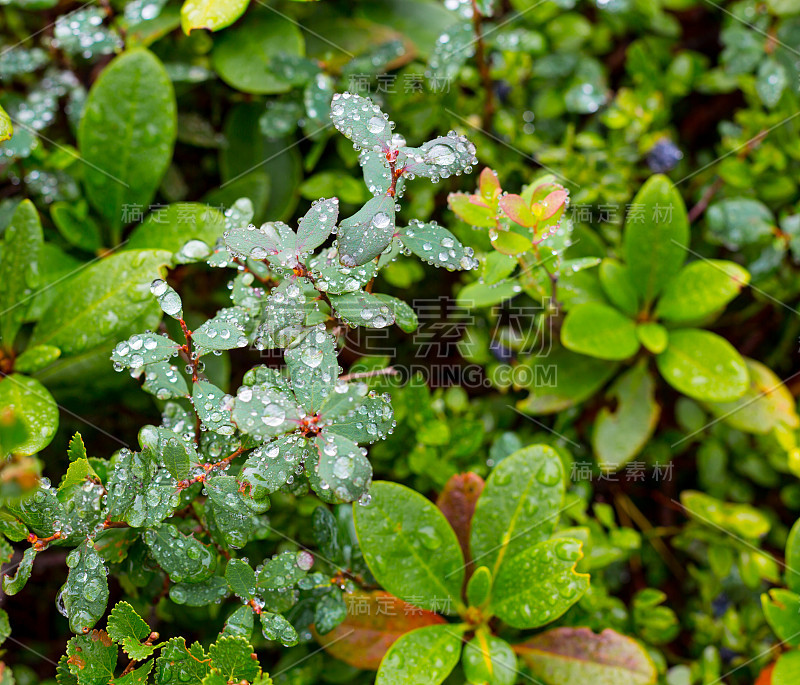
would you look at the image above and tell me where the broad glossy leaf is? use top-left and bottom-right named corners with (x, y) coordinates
top-left (448, 192), bottom-right (496, 228)
top-left (353, 481), bottom-right (465, 614)
top-left (231, 382), bottom-right (301, 441)
top-left (592, 363), bottom-right (660, 472)
top-left (598, 259), bottom-right (638, 317)
top-left (0, 200), bottom-right (42, 347)
top-left (0, 104), bottom-right (11, 141)
top-left (125, 203), bottom-right (225, 254)
top-left (205, 475), bottom-right (255, 548)
top-left (6, 483), bottom-right (63, 536)
top-left (762, 589), bottom-right (800, 647)
top-left (786, 518), bottom-right (800, 593)
top-left (285, 327), bottom-right (338, 412)
top-left (655, 259), bottom-right (749, 323)
top-left (490, 538), bottom-right (589, 628)
top-left (59, 541), bottom-right (109, 634)
top-left (309, 433), bottom-right (372, 502)
top-left (515, 627), bottom-right (658, 685)
top-left (181, 0), bottom-right (249, 33)
top-left (462, 633), bottom-right (517, 685)
top-left (297, 198), bottom-right (339, 253)
top-left (623, 175), bottom-right (688, 305)
top-left (257, 550), bottom-right (309, 608)
top-left (470, 445), bottom-right (565, 577)
top-left (78, 49), bottom-right (176, 233)
top-left (193, 380), bottom-right (235, 436)
top-left (225, 558), bottom-right (257, 600)
top-left (30, 250), bottom-right (170, 355)
top-left (466, 565), bottom-right (492, 607)
top-left (211, 13), bottom-right (304, 94)
top-left (680, 490), bottom-right (769, 538)
top-left (636, 322), bottom-right (667, 354)
top-left (516, 347), bottom-right (617, 415)
top-left (314, 590), bottom-right (445, 670)
top-left (329, 291), bottom-right (396, 329)
top-left (561, 302), bottom-right (639, 361)
top-left (59, 457), bottom-right (90, 493)
top-left (169, 576), bottom-right (229, 606)
top-left (773, 651), bottom-right (800, 685)
top-left (106, 601), bottom-right (150, 644)
top-left (656, 329), bottom-right (748, 402)
top-left (260, 611), bottom-right (298, 645)
top-left (111, 332), bottom-right (180, 370)
top-left (427, 21), bottom-right (474, 82)
top-left (238, 434), bottom-right (311, 509)
top-left (0, 374), bottom-right (58, 455)
top-left (436, 472), bottom-right (485, 562)
top-left (2, 547), bottom-right (36, 595)
top-left (13, 344), bottom-right (61, 374)
top-left (143, 522), bottom-right (216, 583)
top-left (155, 638), bottom-right (210, 683)
top-left (705, 358), bottom-right (798, 434)
top-left (330, 92), bottom-right (394, 152)
top-left (457, 279), bottom-right (520, 308)
top-left (398, 220), bottom-right (478, 271)
top-left (376, 624), bottom-right (464, 685)
top-left (337, 193), bottom-right (396, 267)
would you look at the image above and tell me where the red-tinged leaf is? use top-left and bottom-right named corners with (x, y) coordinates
top-left (448, 193), bottom-right (495, 227)
top-left (312, 590), bottom-right (446, 670)
top-left (514, 627), bottom-right (657, 685)
top-left (436, 472), bottom-right (485, 562)
top-left (479, 168), bottom-right (501, 204)
top-left (499, 194), bottom-right (536, 228)
top-left (756, 663), bottom-right (774, 685)
top-left (469, 194), bottom-right (489, 208)
top-left (541, 189), bottom-right (568, 219)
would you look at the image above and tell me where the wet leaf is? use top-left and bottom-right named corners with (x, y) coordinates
top-left (310, 433), bottom-right (372, 502)
top-left (462, 633), bottom-right (517, 685)
top-left (324, 394), bottom-right (395, 445)
top-left (337, 193), bottom-right (396, 267)
top-left (0, 374), bottom-right (58, 455)
top-left (144, 522), bottom-right (216, 583)
top-left (65, 631), bottom-right (117, 683)
top-left (260, 611), bottom-right (298, 645)
top-left (59, 541), bottom-right (109, 634)
top-left (169, 576), bottom-right (229, 606)
top-left (111, 332), bottom-right (180, 370)
top-left (106, 601), bottom-right (150, 644)
top-left (329, 291), bottom-right (396, 329)
top-left (208, 635), bottom-right (260, 681)
top-left (285, 328), bottom-right (338, 413)
top-left (193, 381), bottom-right (235, 436)
top-left (154, 637), bottom-right (210, 683)
top-left (231, 382), bottom-right (301, 442)
top-left (376, 624), bottom-right (464, 685)
top-left (398, 220), bottom-right (478, 271)
top-left (205, 475), bottom-right (255, 548)
top-left (330, 92), bottom-right (395, 152)
top-left (436, 472), bottom-right (484, 563)
top-left (225, 558), bottom-right (257, 600)
top-left (223, 604), bottom-right (255, 638)
top-left (181, 0), bottom-right (249, 33)
top-left (2, 547), bottom-right (36, 595)
top-left (561, 302), bottom-right (639, 361)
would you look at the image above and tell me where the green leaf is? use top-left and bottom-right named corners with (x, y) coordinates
top-left (705, 358), bottom-right (799, 434)
top-left (706, 198), bottom-right (774, 249)
top-left (192, 308), bottom-right (249, 353)
top-left (67, 433), bottom-right (88, 462)
top-left (470, 445), bottom-right (565, 578)
top-left (462, 633), bottom-right (517, 685)
top-left (111, 332), bottom-right (181, 370)
top-left (169, 576), bottom-right (229, 606)
top-left (144, 522), bottom-right (216, 583)
top-left (231, 382), bottom-right (301, 441)
top-left (208, 635), bottom-right (260, 682)
top-left (139, 425), bottom-right (197, 481)
top-left (205, 475), bottom-right (255, 548)
top-left (155, 638), bottom-right (210, 683)
top-left (482, 252), bottom-right (517, 285)
top-left (150, 279), bottom-right (183, 319)
top-left (181, 0), bottom-right (249, 33)
top-left (373, 294), bottom-right (418, 333)
top-left (785, 518), bottom-right (800, 593)
top-left (756, 58), bottom-right (788, 108)
top-left (223, 605), bottom-right (255, 638)
top-left (0, 104), bottom-right (11, 142)
top-left (762, 589), bottom-right (800, 647)
top-left (2, 546), bottom-right (36, 595)
top-left (376, 625), bottom-right (464, 685)
top-left (125, 203), bottom-right (225, 254)
top-left (193, 380), bottom-right (236, 436)
top-left (466, 565), bottom-right (492, 607)
top-left (308, 433), bottom-right (372, 502)
top-left (297, 198), bottom-right (339, 253)
top-left (457, 279), bottom-right (520, 308)
top-left (113, 659), bottom-right (153, 684)
top-left (448, 192), bottom-right (496, 228)
top-left (260, 611), bottom-right (298, 645)
top-left (285, 328), bottom-right (338, 413)
top-left (489, 538), bottom-right (589, 629)
top-left (399, 133), bottom-right (478, 180)
top-left (212, 12), bottom-right (304, 94)
top-left (329, 291), bottom-right (396, 329)
top-left (14, 344), bottom-right (61, 374)
top-left (623, 175), bottom-right (688, 305)
top-left (773, 651), bottom-right (800, 685)
top-left (30, 249), bottom-right (170, 355)
top-left (680, 490), bottom-right (769, 538)
top-left (656, 329), bottom-right (748, 402)
top-left (398, 220), bottom-right (478, 271)
top-left (561, 302), bottom-right (639, 361)
top-left (515, 627), bottom-right (658, 685)
top-left (636, 323), bottom-right (667, 354)
top-left (65, 631), bottom-right (117, 683)
top-left (59, 458), bottom-right (90, 493)
top-left (330, 92), bottom-right (394, 152)
top-left (516, 347), bottom-right (618, 415)
top-left (51, 202), bottom-right (103, 253)
top-left (337, 194), bottom-right (396, 267)
top-left (107, 601), bottom-right (150, 644)
top-left (0, 374), bottom-right (58, 455)
top-left (314, 590), bottom-right (347, 635)
top-left (225, 558), bottom-right (257, 601)
top-left (78, 49), bottom-right (176, 235)
top-left (598, 259), bottom-right (639, 317)
top-left (238, 434), bottom-right (311, 511)
top-left (0, 607), bottom-right (9, 646)
top-left (60, 541), bottom-right (109, 634)
top-left (353, 481), bottom-right (465, 614)
top-left (324, 394), bottom-right (395, 445)
top-left (0, 200), bottom-right (43, 347)
top-left (655, 260), bottom-right (749, 323)
top-left (142, 361), bottom-right (190, 400)
top-left (592, 363), bottom-right (660, 472)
